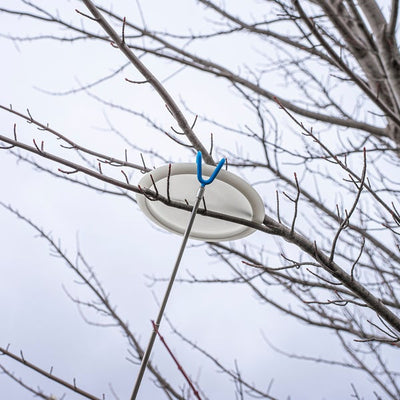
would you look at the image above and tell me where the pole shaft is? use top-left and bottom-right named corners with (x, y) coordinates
top-left (130, 186), bottom-right (205, 400)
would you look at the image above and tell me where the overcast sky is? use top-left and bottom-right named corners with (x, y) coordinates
top-left (0, 1), bottom-right (390, 399)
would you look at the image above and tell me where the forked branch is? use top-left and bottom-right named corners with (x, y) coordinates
top-left (80, 0), bottom-right (214, 164)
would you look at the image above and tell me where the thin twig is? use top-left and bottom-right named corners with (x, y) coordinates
top-left (0, 346), bottom-right (101, 400)
top-left (151, 321), bottom-right (202, 400)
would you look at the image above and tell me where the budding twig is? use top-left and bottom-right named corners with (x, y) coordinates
top-left (151, 321), bottom-right (202, 400)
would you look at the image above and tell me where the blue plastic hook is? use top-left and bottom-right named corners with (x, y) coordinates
top-left (196, 151), bottom-right (226, 187)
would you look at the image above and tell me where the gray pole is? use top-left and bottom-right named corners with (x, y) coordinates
top-left (130, 185), bottom-right (205, 400)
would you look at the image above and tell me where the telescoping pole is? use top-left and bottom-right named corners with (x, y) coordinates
top-left (130, 185), bottom-right (204, 400)
top-left (130, 152), bottom-right (225, 400)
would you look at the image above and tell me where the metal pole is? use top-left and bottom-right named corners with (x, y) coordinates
top-left (130, 185), bottom-right (205, 400)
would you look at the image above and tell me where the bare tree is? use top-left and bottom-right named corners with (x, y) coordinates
top-left (0, 0), bottom-right (400, 399)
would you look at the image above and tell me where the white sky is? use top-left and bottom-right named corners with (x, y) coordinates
top-left (0, 1), bottom-right (393, 399)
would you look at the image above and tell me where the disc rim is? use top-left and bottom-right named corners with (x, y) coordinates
top-left (136, 163), bottom-right (265, 241)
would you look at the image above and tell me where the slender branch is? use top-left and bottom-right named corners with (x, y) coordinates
top-left (0, 346), bottom-right (101, 400)
top-left (0, 202), bottom-right (185, 400)
top-left (80, 0), bottom-right (214, 164)
top-left (292, 0), bottom-right (400, 130)
top-left (388, 0), bottom-right (399, 39)
top-left (151, 321), bottom-right (202, 400)
top-left (0, 104), bottom-right (149, 172)
top-left (98, 6), bottom-right (387, 138)
top-left (330, 148), bottom-right (367, 261)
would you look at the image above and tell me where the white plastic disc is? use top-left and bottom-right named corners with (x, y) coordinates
top-left (136, 163), bottom-right (265, 241)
